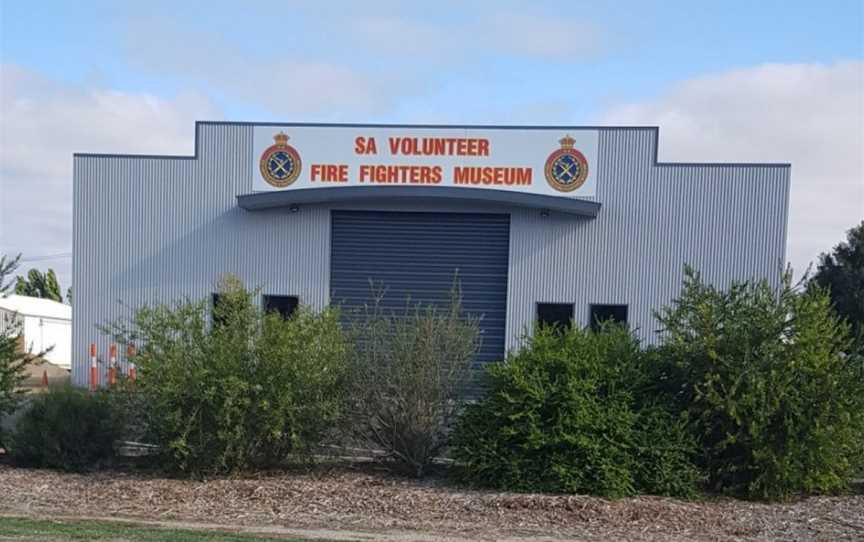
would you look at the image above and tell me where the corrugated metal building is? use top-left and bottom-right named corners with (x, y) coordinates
top-left (71, 122), bottom-right (789, 386)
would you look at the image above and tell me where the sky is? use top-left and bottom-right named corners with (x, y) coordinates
top-left (1, 0), bottom-right (862, 293)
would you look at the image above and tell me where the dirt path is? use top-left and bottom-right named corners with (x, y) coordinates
top-left (0, 465), bottom-right (861, 541)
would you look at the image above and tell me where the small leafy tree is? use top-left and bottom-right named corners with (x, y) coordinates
top-left (345, 284), bottom-right (479, 477)
top-left (0, 254), bottom-right (36, 448)
top-left (14, 268), bottom-right (63, 303)
top-left (655, 267), bottom-right (864, 500)
top-left (104, 276), bottom-right (350, 475)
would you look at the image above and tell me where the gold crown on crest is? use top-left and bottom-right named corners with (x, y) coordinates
top-left (273, 132), bottom-right (290, 145)
top-left (558, 135), bottom-right (576, 149)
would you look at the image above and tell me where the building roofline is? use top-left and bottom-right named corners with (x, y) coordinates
top-left (72, 121), bottom-right (791, 168)
top-left (0, 295), bottom-right (72, 320)
top-left (196, 120), bottom-right (661, 130)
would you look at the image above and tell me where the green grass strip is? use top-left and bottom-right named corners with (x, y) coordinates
top-left (0, 516), bottom-right (326, 541)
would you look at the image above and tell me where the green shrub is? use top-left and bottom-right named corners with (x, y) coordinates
top-left (345, 286), bottom-right (479, 477)
top-left (655, 268), bottom-right (864, 500)
top-left (631, 404), bottom-right (703, 498)
top-left (10, 386), bottom-right (120, 471)
top-left (451, 324), bottom-right (701, 498)
top-left (105, 276), bottom-right (350, 475)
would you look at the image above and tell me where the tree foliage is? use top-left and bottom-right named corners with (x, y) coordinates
top-left (655, 267), bottom-right (864, 500)
top-left (810, 220), bottom-right (864, 349)
top-left (0, 254), bottom-right (34, 448)
top-left (10, 386), bottom-right (121, 471)
top-left (14, 268), bottom-right (63, 303)
top-left (454, 267), bottom-right (864, 501)
top-left (104, 276), bottom-right (350, 475)
top-left (0, 255), bottom-right (20, 297)
top-left (452, 324), bottom-right (702, 498)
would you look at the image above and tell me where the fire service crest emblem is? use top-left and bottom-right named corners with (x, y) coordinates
top-left (259, 132), bottom-right (302, 188)
top-left (544, 135), bottom-right (589, 192)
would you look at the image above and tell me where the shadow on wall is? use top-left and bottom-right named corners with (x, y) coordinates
top-left (110, 207), bottom-right (248, 293)
top-left (108, 205), bottom-right (325, 298)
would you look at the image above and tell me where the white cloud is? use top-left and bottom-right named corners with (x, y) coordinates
top-left (601, 61), bottom-right (864, 276)
top-left (349, 11), bottom-right (604, 62)
top-left (483, 12), bottom-right (603, 59)
top-left (0, 64), bottom-right (220, 290)
top-left (123, 19), bottom-right (388, 118)
top-left (120, 8), bottom-right (606, 120)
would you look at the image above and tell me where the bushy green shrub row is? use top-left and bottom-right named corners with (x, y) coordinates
top-left (6, 270), bottom-right (863, 502)
top-left (451, 268), bottom-right (864, 500)
top-left (8, 277), bottom-right (476, 478)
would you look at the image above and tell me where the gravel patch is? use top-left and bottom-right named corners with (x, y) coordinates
top-left (0, 465), bottom-right (861, 541)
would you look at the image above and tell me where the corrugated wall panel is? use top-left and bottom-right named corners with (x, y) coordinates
top-left (73, 124), bottom-right (789, 383)
top-left (330, 211), bottom-right (510, 365)
top-left (72, 124), bottom-right (332, 385)
top-left (505, 129), bottom-right (789, 351)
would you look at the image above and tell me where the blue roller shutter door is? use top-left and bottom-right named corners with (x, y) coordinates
top-left (330, 210), bottom-right (510, 366)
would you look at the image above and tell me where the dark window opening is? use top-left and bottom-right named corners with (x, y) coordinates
top-left (537, 303), bottom-right (574, 330)
top-left (211, 293), bottom-right (228, 328)
top-left (590, 304), bottom-right (628, 331)
top-left (263, 295), bottom-right (299, 319)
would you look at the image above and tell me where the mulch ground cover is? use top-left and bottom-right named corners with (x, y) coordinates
top-left (0, 463), bottom-right (861, 541)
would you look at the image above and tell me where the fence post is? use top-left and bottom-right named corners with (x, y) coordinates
top-left (108, 343), bottom-right (117, 386)
top-left (89, 343), bottom-right (98, 391)
top-left (127, 344), bottom-right (137, 382)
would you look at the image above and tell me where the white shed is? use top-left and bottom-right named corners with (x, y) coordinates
top-left (0, 295), bottom-right (72, 370)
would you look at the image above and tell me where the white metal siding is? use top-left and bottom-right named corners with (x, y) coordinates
top-left (72, 124), bottom-right (789, 385)
top-left (72, 124), bottom-right (331, 385)
top-left (22, 315), bottom-right (71, 368)
top-left (505, 129), bottom-right (789, 351)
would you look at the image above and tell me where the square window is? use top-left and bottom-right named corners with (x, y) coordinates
top-left (537, 303), bottom-right (574, 330)
top-left (590, 304), bottom-right (628, 331)
top-left (263, 295), bottom-right (299, 319)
